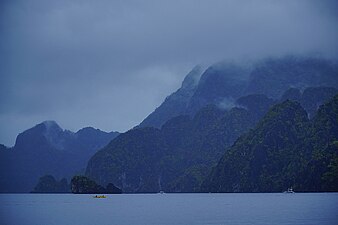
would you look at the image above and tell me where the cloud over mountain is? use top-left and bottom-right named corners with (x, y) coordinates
top-left (1, 0), bottom-right (338, 146)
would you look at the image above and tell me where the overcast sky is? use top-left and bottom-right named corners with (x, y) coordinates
top-left (1, 0), bottom-right (338, 146)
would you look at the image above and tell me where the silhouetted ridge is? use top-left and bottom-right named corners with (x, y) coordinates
top-left (0, 121), bottom-right (119, 193)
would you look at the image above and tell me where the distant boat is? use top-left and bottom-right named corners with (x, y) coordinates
top-left (159, 190), bottom-right (165, 194)
top-left (283, 187), bottom-right (295, 194)
top-left (93, 195), bottom-right (107, 198)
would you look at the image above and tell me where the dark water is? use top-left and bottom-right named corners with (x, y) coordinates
top-left (0, 193), bottom-right (337, 225)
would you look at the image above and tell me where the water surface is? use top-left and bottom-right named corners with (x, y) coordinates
top-left (1, 193), bottom-right (337, 225)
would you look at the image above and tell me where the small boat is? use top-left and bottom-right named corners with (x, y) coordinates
top-left (283, 187), bottom-right (295, 194)
top-left (159, 190), bottom-right (164, 194)
top-left (93, 195), bottom-right (107, 198)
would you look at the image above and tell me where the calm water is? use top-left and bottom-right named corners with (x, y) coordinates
top-left (0, 193), bottom-right (337, 225)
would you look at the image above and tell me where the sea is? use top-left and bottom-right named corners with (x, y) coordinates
top-left (0, 193), bottom-right (337, 225)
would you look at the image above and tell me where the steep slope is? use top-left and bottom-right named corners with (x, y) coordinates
top-left (185, 62), bottom-right (250, 114)
top-left (86, 127), bottom-right (166, 193)
top-left (0, 121), bottom-right (119, 193)
top-left (304, 94), bottom-right (338, 191)
top-left (139, 56), bottom-right (338, 129)
top-left (86, 95), bottom-right (275, 193)
top-left (167, 106), bottom-right (256, 192)
top-left (201, 95), bottom-right (338, 192)
top-left (139, 66), bottom-right (203, 128)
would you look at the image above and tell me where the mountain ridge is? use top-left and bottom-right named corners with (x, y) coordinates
top-left (86, 86), bottom-right (338, 193)
top-left (201, 95), bottom-right (338, 192)
top-left (139, 56), bottom-right (338, 129)
top-left (0, 121), bottom-right (119, 193)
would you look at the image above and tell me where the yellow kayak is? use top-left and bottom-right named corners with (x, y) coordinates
top-left (93, 195), bottom-right (106, 198)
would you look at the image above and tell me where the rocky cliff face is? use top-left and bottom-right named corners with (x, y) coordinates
top-left (139, 66), bottom-right (203, 128)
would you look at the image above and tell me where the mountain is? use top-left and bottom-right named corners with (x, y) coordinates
top-left (3, 55), bottom-right (337, 193)
top-left (235, 94), bottom-right (276, 121)
top-left (86, 84), bottom-right (336, 193)
top-left (71, 175), bottom-right (122, 194)
top-left (0, 121), bottom-right (119, 193)
top-left (245, 56), bottom-right (338, 98)
top-left (185, 62), bottom-right (250, 114)
top-left (201, 95), bottom-right (338, 192)
top-left (300, 87), bottom-right (337, 118)
top-left (139, 65), bottom-right (203, 128)
top-left (86, 93), bottom-right (275, 193)
top-left (281, 86), bottom-right (338, 118)
top-left (139, 56), bottom-right (338, 129)
top-left (31, 175), bottom-right (69, 193)
top-left (86, 109), bottom-right (226, 193)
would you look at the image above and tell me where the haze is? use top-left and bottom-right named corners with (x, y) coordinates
top-left (1, 0), bottom-right (338, 146)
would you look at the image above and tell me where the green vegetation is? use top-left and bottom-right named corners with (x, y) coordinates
top-left (201, 95), bottom-right (338, 192)
top-left (71, 175), bottom-right (121, 194)
top-left (87, 92), bottom-right (338, 193)
top-left (86, 98), bottom-right (274, 193)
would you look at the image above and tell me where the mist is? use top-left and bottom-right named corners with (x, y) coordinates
top-left (1, 0), bottom-right (338, 146)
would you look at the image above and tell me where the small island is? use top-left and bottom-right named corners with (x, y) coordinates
top-left (31, 175), bottom-right (70, 193)
top-left (71, 175), bottom-right (122, 194)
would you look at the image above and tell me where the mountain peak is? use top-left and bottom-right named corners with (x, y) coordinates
top-left (138, 66), bottom-right (203, 128)
top-left (14, 120), bottom-right (65, 149)
top-left (41, 120), bottom-right (63, 132)
top-left (76, 127), bottom-right (99, 134)
top-left (260, 100), bottom-right (308, 125)
top-left (38, 121), bottom-right (70, 150)
top-left (181, 65), bottom-right (204, 90)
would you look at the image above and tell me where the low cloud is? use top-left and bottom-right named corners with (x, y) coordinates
top-left (0, 0), bottom-right (337, 146)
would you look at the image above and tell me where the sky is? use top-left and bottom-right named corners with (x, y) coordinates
top-left (1, 0), bottom-right (338, 146)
